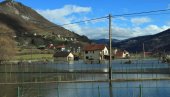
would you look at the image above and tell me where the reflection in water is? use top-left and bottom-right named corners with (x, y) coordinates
top-left (1, 59), bottom-right (170, 97)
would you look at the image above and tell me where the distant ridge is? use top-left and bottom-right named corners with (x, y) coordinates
top-left (92, 39), bottom-right (120, 44)
top-left (113, 28), bottom-right (170, 52)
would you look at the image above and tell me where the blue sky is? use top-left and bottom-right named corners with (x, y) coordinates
top-left (9, 0), bottom-right (170, 39)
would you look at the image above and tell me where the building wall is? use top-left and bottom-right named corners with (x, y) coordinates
top-left (122, 52), bottom-right (130, 58)
top-left (54, 53), bottom-right (74, 62)
top-left (67, 53), bottom-right (74, 61)
top-left (103, 47), bottom-right (109, 55)
top-left (54, 57), bottom-right (68, 62)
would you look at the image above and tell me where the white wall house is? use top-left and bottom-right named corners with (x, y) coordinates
top-left (83, 44), bottom-right (108, 63)
top-left (114, 49), bottom-right (130, 58)
top-left (53, 51), bottom-right (74, 62)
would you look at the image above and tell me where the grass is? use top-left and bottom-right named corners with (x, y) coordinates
top-left (14, 54), bottom-right (53, 61)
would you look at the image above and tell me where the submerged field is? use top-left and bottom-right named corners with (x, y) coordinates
top-left (0, 59), bottom-right (170, 97)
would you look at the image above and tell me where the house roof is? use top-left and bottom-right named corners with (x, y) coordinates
top-left (56, 45), bottom-right (65, 49)
top-left (115, 51), bottom-right (124, 57)
top-left (84, 44), bottom-right (106, 51)
top-left (53, 51), bottom-right (71, 57)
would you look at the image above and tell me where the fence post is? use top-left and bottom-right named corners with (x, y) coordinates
top-left (17, 86), bottom-right (20, 97)
top-left (98, 85), bottom-right (101, 97)
top-left (57, 84), bottom-right (60, 97)
top-left (139, 84), bottom-right (142, 97)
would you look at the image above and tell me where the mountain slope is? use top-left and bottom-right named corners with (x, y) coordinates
top-left (0, 1), bottom-right (90, 44)
top-left (113, 28), bottom-right (170, 52)
top-left (92, 39), bottom-right (120, 44)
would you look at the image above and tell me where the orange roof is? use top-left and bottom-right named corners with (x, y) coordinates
top-left (84, 44), bottom-right (106, 51)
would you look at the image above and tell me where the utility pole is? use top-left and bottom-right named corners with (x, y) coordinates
top-left (109, 14), bottom-right (113, 97)
top-left (143, 43), bottom-right (145, 59)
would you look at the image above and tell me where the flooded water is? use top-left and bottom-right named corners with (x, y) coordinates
top-left (0, 59), bottom-right (170, 97)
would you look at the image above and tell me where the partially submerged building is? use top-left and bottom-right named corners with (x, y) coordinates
top-left (83, 44), bottom-right (108, 64)
top-left (113, 49), bottom-right (130, 59)
top-left (53, 51), bottom-right (74, 62)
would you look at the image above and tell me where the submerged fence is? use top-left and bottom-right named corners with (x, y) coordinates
top-left (0, 59), bottom-right (170, 97)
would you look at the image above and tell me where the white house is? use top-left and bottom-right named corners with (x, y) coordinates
top-left (53, 51), bottom-right (74, 62)
top-left (83, 44), bottom-right (108, 63)
top-left (113, 49), bottom-right (130, 58)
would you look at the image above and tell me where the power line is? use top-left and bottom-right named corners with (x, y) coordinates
top-left (59, 8), bottom-right (170, 26)
top-left (1, 9), bottom-right (170, 34)
top-left (113, 8), bottom-right (170, 17)
top-left (60, 16), bottom-right (108, 26)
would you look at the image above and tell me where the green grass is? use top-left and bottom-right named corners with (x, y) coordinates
top-left (14, 54), bottom-right (53, 61)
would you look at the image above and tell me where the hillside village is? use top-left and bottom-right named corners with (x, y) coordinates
top-left (0, 0), bottom-right (136, 64)
top-left (1, 0), bottom-right (170, 97)
top-left (0, 0), bottom-right (169, 65)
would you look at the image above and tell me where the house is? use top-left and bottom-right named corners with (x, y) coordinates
top-left (53, 51), bottom-right (74, 62)
top-left (47, 43), bottom-right (55, 49)
top-left (56, 45), bottom-right (65, 51)
top-left (83, 44), bottom-right (109, 63)
top-left (144, 52), bottom-right (153, 57)
top-left (113, 49), bottom-right (130, 58)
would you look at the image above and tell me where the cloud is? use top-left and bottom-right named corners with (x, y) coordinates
top-left (36, 5), bottom-right (91, 35)
top-left (36, 5), bottom-right (169, 40)
top-left (113, 25), bottom-right (169, 39)
top-left (82, 27), bottom-right (108, 39)
top-left (131, 17), bottom-right (152, 25)
top-left (36, 5), bottom-right (91, 24)
top-left (80, 24), bottom-right (170, 40)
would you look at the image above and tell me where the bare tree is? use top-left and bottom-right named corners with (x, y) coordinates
top-left (0, 36), bottom-right (16, 64)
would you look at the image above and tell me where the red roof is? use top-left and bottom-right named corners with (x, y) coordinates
top-left (84, 44), bottom-right (106, 51)
top-left (115, 51), bottom-right (124, 57)
top-left (56, 45), bottom-right (65, 48)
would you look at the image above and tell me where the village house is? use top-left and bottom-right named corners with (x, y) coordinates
top-left (53, 51), bottom-right (74, 62)
top-left (113, 49), bottom-right (130, 59)
top-left (56, 45), bottom-right (65, 51)
top-left (83, 44), bottom-right (109, 64)
top-left (47, 43), bottom-right (55, 49)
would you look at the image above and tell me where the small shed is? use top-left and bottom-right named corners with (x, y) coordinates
top-left (53, 51), bottom-right (74, 62)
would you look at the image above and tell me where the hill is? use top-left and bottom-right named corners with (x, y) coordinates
top-left (92, 39), bottom-right (120, 44)
top-left (0, 1), bottom-right (90, 47)
top-left (113, 28), bottom-right (170, 53)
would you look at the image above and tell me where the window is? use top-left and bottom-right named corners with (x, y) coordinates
top-left (85, 51), bottom-right (88, 54)
top-left (105, 51), bottom-right (107, 54)
top-left (86, 56), bottom-right (89, 59)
